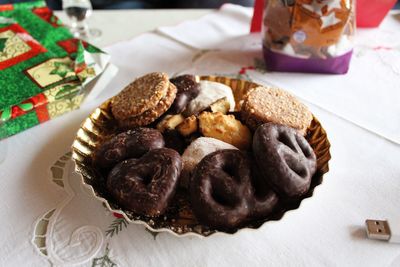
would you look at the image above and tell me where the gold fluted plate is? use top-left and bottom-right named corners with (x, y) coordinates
top-left (72, 76), bottom-right (331, 237)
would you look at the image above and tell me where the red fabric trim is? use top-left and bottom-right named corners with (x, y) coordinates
top-left (30, 93), bottom-right (48, 107)
top-left (35, 105), bottom-right (50, 123)
top-left (32, 93), bottom-right (50, 123)
top-left (32, 6), bottom-right (62, 28)
top-left (57, 38), bottom-right (88, 54)
top-left (0, 24), bottom-right (47, 70)
top-left (9, 93), bottom-right (49, 120)
top-left (0, 4), bottom-right (13, 11)
top-left (11, 105), bottom-right (26, 118)
top-left (250, 0), bottom-right (264, 33)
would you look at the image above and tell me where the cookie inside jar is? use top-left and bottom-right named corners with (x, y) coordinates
top-left (73, 72), bottom-right (331, 236)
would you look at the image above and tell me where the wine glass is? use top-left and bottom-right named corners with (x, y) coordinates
top-left (62, 0), bottom-right (101, 40)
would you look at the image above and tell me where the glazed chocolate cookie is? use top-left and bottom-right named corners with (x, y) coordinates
top-left (107, 148), bottom-right (182, 217)
top-left (248, 161), bottom-right (279, 220)
top-left (111, 72), bottom-right (170, 121)
top-left (163, 129), bottom-right (186, 155)
top-left (169, 75), bottom-right (200, 114)
top-left (93, 128), bottom-right (164, 169)
top-left (190, 150), bottom-right (253, 229)
top-left (241, 86), bottom-right (313, 135)
top-left (181, 137), bottom-right (238, 188)
top-left (253, 123), bottom-right (316, 198)
top-left (118, 82), bottom-right (177, 128)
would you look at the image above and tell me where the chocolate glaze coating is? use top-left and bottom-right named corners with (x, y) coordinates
top-left (93, 128), bottom-right (164, 170)
top-left (169, 75), bottom-right (200, 114)
top-left (163, 129), bottom-right (187, 154)
top-left (190, 149), bottom-right (253, 229)
top-left (249, 160), bottom-right (279, 219)
top-left (107, 148), bottom-right (182, 217)
top-left (253, 123), bottom-right (316, 198)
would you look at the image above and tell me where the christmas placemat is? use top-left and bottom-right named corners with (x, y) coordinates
top-left (0, 1), bottom-right (109, 139)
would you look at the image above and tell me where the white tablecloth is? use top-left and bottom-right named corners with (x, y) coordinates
top-left (1, 5), bottom-right (400, 267)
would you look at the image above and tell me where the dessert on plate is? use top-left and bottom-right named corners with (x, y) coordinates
top-left (73, 72), bottom-right (331, 236)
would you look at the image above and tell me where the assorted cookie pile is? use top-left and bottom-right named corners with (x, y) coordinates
top-left (93, 72), bottom-right (317, 230)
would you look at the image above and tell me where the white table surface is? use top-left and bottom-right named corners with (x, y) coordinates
top-left (1, 7), bottom-right (400, 267)
top-left (55, 9), bottom-right (212, 47)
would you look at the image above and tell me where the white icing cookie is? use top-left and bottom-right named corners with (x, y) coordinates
top-left (184, 81), bottom-right (235, 116)
top-left (180, 137), bottom-right (238, 188)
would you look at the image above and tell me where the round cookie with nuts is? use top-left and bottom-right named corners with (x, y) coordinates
top-left (111, 72), bottom-right (170, 120)
top-left (118, 83), bottom-right (177, 128)
top-left (241, 86), bottom-right (313, 135)
top-left (112, 72), bottom-right (178, 128)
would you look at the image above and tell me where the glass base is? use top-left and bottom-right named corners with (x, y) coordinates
top-left (69, 25), bottom-right (102, 41)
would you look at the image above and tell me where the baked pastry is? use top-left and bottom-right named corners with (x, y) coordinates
top-left (169, 74), bottom-right (200, 114)
top-left (93, 128), bottom-right (164, 170)
top-left (156, 114), bottom-right (185, 133)
top-left (118, 82), bottom-right (177, 128)
top-left (241, 86), bottom-right (312, 135)
top-left (198, 112), bottom-right (252, 150)
top-left (207, 97), bottom-right (231, 114)
top-left (111, 72), bottom-right (177, 128)
top-left (190, 150), bottom-right (253, 229)
top-left (252, 123), bottom-right (316, 198)
top-left (176, 115), bottom-right (198, 137)
top-left (107, 148), bottom-right (182, 217)
top-left (180, 137), bottom-right (238, 188)
top-left (111, 72), bottom-right (170, 120)
top-left (184, 81), bottom-right (235, 116)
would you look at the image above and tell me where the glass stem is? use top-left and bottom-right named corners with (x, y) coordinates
top-left (71, 20), bottom-right (89, 37)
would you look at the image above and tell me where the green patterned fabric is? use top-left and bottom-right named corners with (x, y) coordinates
top-left (0, 1), bottom-right (72, 108)
top-left (0, 0), bottom-right (107, 139)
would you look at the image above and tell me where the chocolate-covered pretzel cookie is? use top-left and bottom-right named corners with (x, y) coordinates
top-left (163, 129), bottom-right (186, 154)
top-left (253, 123), bottom-right (316, 198)
top-left (169, 75), bottom-right (200, 114)
top-left (107, 148), bottom-right (182, 217)
top-left (248, 161), bottom-right (279, 220)
top-left (190, 150), bottom-right (253, 229)
top-left (93, 128), bottom-right (164, 169)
